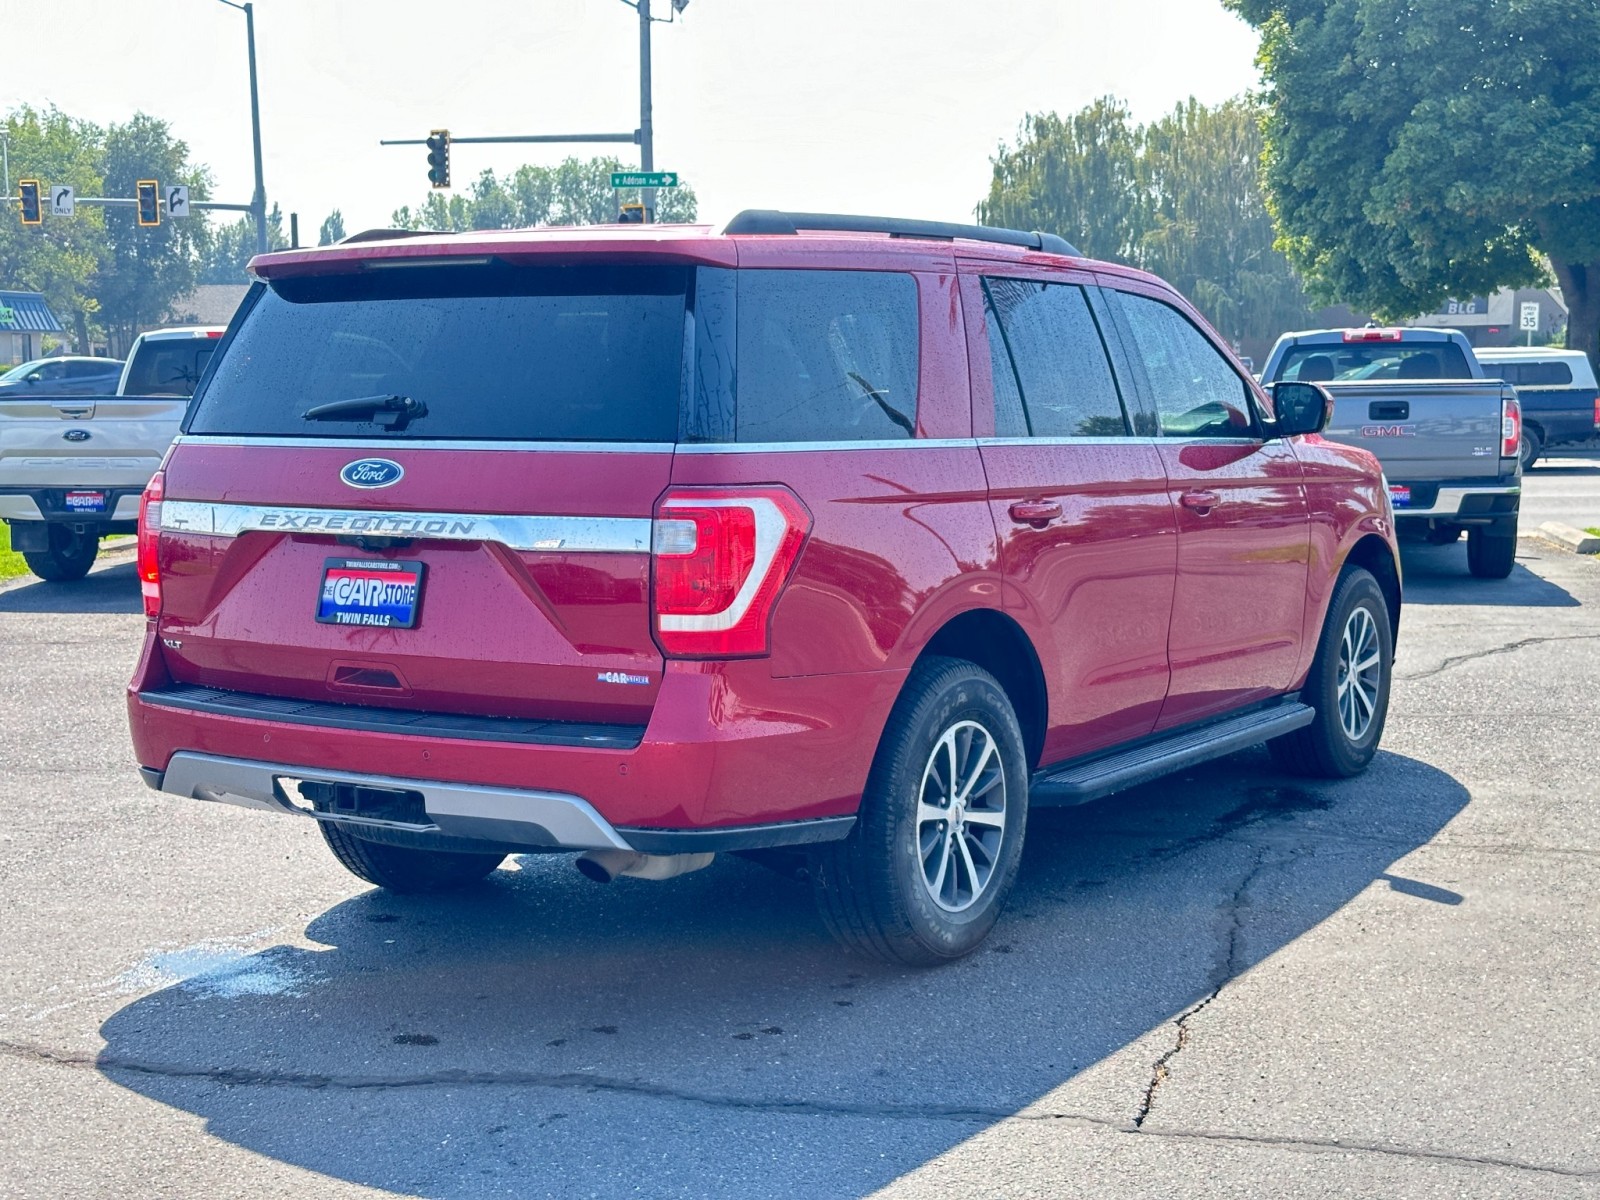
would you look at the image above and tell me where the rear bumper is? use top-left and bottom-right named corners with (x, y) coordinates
top-left (128, 648), bottom-right (904, 849)
top-left (1392, 481), bottom-right (1519, 521)
top-left (0, 487), bottom-right (142, 523)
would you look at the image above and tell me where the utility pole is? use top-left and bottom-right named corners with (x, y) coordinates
top-left (245, 2), bottom-right (267, 254)
top-left (214, 0), bottom-right (268, 253)
top-left (638, 0), bottom-right (655, 221)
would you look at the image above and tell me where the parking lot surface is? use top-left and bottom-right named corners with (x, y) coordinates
top-left (1, 462), bottom-right (1597, 1199)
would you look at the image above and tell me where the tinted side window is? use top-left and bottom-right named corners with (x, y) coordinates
top-left (1492, 361), bottom-right (1572, 387)
top-left (983, 278), bottom-right (1128, 438)
top-left (1109, 291), bottom-right (1254, 439)
top-left (733, 270), bottom-right (918, 443)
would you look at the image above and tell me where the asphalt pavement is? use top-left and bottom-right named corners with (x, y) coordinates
top-left (1, 468), bottom-right (1597, 1199)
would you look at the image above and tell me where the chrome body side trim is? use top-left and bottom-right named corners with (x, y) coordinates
top-left (159, 500), bottom-right (651, 553)
top-left (158, 751), bottom-right (634, 851)
top-left (675, 438), bottom-right (979, 453)
top-left (174, 435), bottom-right (677, 454)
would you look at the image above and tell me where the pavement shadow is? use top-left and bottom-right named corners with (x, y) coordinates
top-left (95, 746), bottom-right (1467, 1198)
top-left (1399, 541), bottom-right (1580, 607)
top-left (0, 560), bottom-right (140, 615)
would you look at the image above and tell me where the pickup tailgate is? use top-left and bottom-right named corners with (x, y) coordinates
top-left (1321, 380), bottom-right (1512, 480)
top-left (0, 394), bottom-right (183, 490)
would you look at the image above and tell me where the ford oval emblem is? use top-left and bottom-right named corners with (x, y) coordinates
top-left (63, 429), bottom-right (91, 442)
top-left (340, 458), bottom-right (404, 489)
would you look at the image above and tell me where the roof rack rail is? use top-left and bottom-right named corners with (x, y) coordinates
top-left (721, 209), bottom-right (1079, 256)
top-left (340, 228), bottom-right (447, 245)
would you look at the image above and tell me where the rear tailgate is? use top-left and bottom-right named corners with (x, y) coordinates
top-left (153, 259), bottom-right (695, 727)
top-left (0, 394), bottom-right (183, 492)
top-left (1322, 380), bottom-right (1512, 480)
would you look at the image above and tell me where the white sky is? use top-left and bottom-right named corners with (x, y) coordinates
top-left (2, 0), bottom-right (1261, 236)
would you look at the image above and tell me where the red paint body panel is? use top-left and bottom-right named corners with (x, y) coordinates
top-left (129, 224), bottom-right (1401, 843)
top-left (1153, 438), bottom-right (1311, 728)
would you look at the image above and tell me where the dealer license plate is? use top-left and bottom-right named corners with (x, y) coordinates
top-left (1388, 485), bottom-right (1411, 508)
top-left (64, 490), bottom-right (107, 513)
top-left (316, 559), bottom-right (424, 628)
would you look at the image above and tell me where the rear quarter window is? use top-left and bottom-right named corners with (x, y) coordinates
top-left (690, 268), bottom-right (920, 444)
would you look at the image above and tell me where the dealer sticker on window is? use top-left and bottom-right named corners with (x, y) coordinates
top-left (316, 559), bottom-right (424, 628)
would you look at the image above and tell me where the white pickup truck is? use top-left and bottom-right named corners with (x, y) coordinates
top-left (0, 327), bottom-right (224, 580)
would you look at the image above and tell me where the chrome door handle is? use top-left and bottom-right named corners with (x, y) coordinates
top-left (1179, 491), bottom-right (1221, 513)
top-left (1009, 500), bottom-right (1063, 525)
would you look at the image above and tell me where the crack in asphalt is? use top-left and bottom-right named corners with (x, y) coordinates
top-left (1399, 634), bottom-right (1600, 682)
top-left (1131, 847), bottom-right (1272, 1130)
top-left (1, 1038), bottom-right (1594, 1180)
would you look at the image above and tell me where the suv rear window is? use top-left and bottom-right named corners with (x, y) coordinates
top-left (1273, 342), bottom-right (1472, 382)
top-left (125, 339), bottom-right (219, 397)
top-left (188, 265), bottom-right (690, 442)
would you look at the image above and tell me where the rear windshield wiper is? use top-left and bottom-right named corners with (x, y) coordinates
top-left (302, 394), bottom-right (427, 431)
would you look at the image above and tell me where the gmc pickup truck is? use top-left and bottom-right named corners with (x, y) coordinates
top-left (1261, 327), bottom-right (1521, 578)
top-left (0, 327), bottom-right (222, 579)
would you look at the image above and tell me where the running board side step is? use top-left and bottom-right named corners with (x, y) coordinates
top-left (1030, 702), bottom-right (1316, 807)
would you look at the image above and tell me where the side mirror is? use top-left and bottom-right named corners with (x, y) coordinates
top-left (1272, 380), bottom-right (1332, 437)
top-left (25, 371), bottom-right (43, 384)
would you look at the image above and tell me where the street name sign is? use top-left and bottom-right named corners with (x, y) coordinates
top-left (611, 171), bottom-right (678, 189)
top-left (166, 186), bottom-right (190, 218)
top-left (50, 186), bottom-right (74, 216)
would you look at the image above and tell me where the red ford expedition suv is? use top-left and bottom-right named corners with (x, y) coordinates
top-left (128, 212), bottom-right (1401, 965)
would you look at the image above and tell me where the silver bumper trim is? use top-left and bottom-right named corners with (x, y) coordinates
top-left (1395, 485), bottom-right (1519, 518)
top-left (159, 751), bottom-right (634, 851)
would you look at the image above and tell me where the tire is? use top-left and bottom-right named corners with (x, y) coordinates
top-left (1270, 566), bottom-right (1393, 779)
top-left (1520, 426), bottom-right (1543, 471)
top-left (1467, 525), bottom-right (1517, 579)
top-left (319, 821), bottom-right (504, 893)
top-left (811, 656), bottom-right (1029, 966)
top-left (23, 526), bottom-right (97, 582)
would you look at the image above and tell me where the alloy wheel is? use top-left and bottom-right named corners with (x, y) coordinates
top-left (915, 719), bottom-right (1008, 913)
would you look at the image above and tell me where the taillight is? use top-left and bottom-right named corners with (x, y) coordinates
top-left (137, 470), bottom-right (164, 618)
top-left (1593, 394), bottom-right (1599, 431)
top-left (652, 486), bottom-right (811, 658)
top-left (1501, 393), bottom-right (1521, 459)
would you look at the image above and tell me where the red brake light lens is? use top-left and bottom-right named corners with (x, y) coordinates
top-left (1342, 328), bottom-right (1404, 342)
top-left (652, 486), bottom-right (811, 658)
top-left (137, 470), bottom-right (164, 618)
top-left (1501, 394), bottom-right (1522, 459)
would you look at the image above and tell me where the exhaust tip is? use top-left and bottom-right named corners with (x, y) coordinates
top-left (575, 854), bottom-right (618, 884)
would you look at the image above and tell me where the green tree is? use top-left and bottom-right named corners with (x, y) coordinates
top-left (391, 156), bottom-right (699, 230)
top-left (1229, 0), bottom-right (1600, 369)
top-left (979, 98), bottom-right (1148, 264)
top-left (979, 96), bottom-right (1314, 359)
top-left (95, 114), bottom-right (213, 351)
top-left (196, 203), bottom-right (287, 284)
top-left (0, 105), bottom-right (109, 352)
top-left (317, 209), bottom-right (347, 245)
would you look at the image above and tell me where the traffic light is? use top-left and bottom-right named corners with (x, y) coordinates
top-left (426, 130), bottom-right (450, 189)
top-left (617, 203), bottom-right (646, 224)
top-left (18, 180), bottom-right (42, 225)
top-left (136, 180), bottom-right (160, 226)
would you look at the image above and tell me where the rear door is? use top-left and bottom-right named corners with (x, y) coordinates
top-left (0, 394), bottom-right (185, 496)
top-left (1098, 281), bottom-right (1310, 729)
top-left (1322, 382), bottom-right (1509, 481)
top-left (965, 267), bottom-right (1176, 762)
top-left (160, 262), bottom-right (691, 726)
